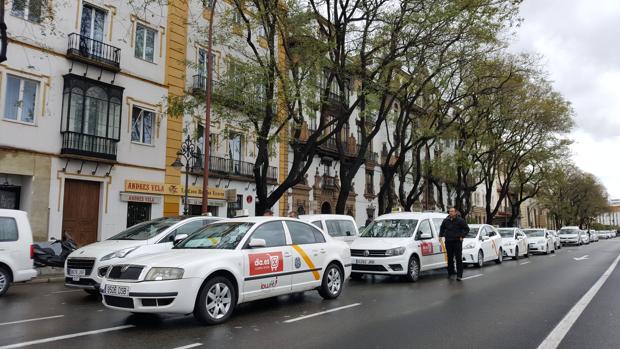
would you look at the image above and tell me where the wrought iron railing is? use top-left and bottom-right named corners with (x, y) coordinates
top-left (61, 132), bottom-right (118, 160)
top-left (67, 33), bottom-right (121, 71)
top-left (195, 155), bottom-right (277, 181)
top-left (192, 74), bottom-right (208, 92)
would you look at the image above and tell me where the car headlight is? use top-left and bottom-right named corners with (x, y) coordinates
top-left (100, 247), bottom-right (139, 261)
top-left (385, 247), bottom-right (406, 256)
top-left (464, 242), bottom-right (476, 249)
top-left (145, 267), bottom-right (184, 281)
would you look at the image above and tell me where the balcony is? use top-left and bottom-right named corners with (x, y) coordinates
top-left (61, 132), bottom-right (118, 161)
top-left (67, 33), bottom-right (121, 72)
top-left (322, 175), bottom-right (338, 189)
top-left (212, 80), bottom-right (265, 114)
top-left (193, 156), bottom-right (278, 182)
top-left (323, 91), bottom-right (349, 114)
top-left (192, 74), bottom-right (208, 94)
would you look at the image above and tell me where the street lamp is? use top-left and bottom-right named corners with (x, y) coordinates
top-left (171, 135), bottom-right (199, 215)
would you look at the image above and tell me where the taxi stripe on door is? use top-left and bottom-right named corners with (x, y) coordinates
top-left (291, 245), bottom-right (321, 281)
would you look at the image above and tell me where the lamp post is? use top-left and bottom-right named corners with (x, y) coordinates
top-left (171, 135), bottom-right (199, 216)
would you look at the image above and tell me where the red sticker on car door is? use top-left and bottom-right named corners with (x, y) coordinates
top-left (421, 242), bottom-right (434, 255)
top-left (249, 252), bottom-right (284, 276)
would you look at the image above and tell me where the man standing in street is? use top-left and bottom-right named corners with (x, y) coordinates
top-left (439, 207), bottom-right (470, 281)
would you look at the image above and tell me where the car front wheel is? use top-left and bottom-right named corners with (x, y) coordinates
top-left (514, 247), bottom-right (519, 260)
top-left (194, 276), bottom-right (236, 325)
top-left (0, 267), bottom-right (10, 297)
top-left (495, 249), bottom-right (503, 264)
top-left (477, 250), bottom-right (484, 268)
top-left (404, 256), bottom-right (420, 282)
top-left (319, 263), bottom-right (343, 299)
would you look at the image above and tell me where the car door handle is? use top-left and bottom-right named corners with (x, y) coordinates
top-left (284, 252), bottom-right (292, 257)
top-left (320, 249), bottom-right (326, 254)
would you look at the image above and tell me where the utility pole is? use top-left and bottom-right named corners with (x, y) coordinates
top-left (201, 0), bottom-right (218, 215)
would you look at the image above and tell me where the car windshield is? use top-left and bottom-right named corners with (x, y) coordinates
top-left (559, 229), bottom-right (578, 235)
top-left (524, 230), bottom-right (545, 237)
top-left (175, 222), bottom-right (254, 249)
top-left (465, 228), bottom-right (480, 239)
top-left (498, 229), bottom-right (515, 238)
top-left (360, 219), bottom-right (419, 238)
top-left (108, 217), bottom-right (182, 240)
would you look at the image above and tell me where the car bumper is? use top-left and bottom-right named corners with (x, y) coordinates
top-left (528, 245), bottom-right (547, 252)
top-left (502, 246), bottom-right (517, 257)
top-left (561, 239), bottom-right (579, 245)
top-left (350, 256), bottom-right (408, 275)
top-left (13, 268), bottom-right (38, 283)
top-left (101, 278), bottom-right (204, 314)
top-left (64, 260), bottom-right (110, 290)
top-left (462, 248), bottom-right (478, 263)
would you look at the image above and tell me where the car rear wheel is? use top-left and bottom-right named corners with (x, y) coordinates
top-left (514, 247), bottom-right (519, 260)
top-left (194, 276), bottom-right (236, 325)
top-left (0, 267), bottom-right (10, 297)
top-left (476, 250), bottom-right (484, 268)
top-left (404, 256), bottom-right (420, 282)
top-left (495, 249), bottom-right (503, 264)
top-left (319, 263), bottom-right (343, 299)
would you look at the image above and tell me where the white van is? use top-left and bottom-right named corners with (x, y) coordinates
top-left (0, 209), bottom-right (38, 296)
top-left (299, 214), bottom-right (359, 244)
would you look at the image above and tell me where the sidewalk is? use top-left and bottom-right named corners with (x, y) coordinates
top-left (17, 267), bottom-right (65, 285)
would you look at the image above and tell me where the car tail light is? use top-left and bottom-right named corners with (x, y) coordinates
top-left (30, 244), bottom-right (34, 259)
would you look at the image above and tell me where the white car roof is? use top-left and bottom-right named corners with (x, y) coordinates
top-left (375, 211), bottom-right (449, 221)
top-left (222, 216), bottom-right (306, 224)
top-left (299, 214), bottom-right (355, 221)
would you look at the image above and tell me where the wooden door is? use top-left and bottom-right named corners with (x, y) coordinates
top-left (62, 179), bottom-right (100, 246)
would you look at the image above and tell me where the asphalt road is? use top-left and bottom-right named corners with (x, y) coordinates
top-left (2, 240), bottom-right (620, 349)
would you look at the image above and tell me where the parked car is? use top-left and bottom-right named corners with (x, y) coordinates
top-left (65, 216), bottom-right (221, 294)
top-left (349, 212), bottom-right (449, 281)
top-left (497, 228), bottom-right (529, 259)
top-left (100, 217), bottom-right (351, 325)
top-left (0, 209), bottom-right (38, 296)
top-left (548, 230), bottom-right (562, 249)
top-left (462, 224), bottom-right (503, 267)
top-left (596, 231), bottom-right (609, 240)
top-left (300, 214), bottom-right (359, 245)
top-left (589, 230), bottom-right (599, 242)
top-left (523, 229), bottom-right (555, 254)
top-left (558, 226), bottom-right (583, 245)
top-left (582, 230), bottom-right (590, 244)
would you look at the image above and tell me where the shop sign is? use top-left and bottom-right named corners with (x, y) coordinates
top-left (120, 192), bottom-right (162, 204)
top-left (124, 180), bottom-right (225, 200)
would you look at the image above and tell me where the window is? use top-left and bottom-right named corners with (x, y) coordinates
top-left (287, 221), bottom-right (321, 245)
top-left (11, 0), bottom-right (45, 23)
top-left (311, 221), bottom-right (323, 230)
top-left (160, 219), bottom-right (210, 243)
top-left (228, 133), bottom-right (242, 172)
top-left (227, 194), bottom-right (243, 218)
top-left (0, 217), bottom-right (19, 242)
top-left (202, 0), bottom-right (214, 8)
top-left (486, 226), bottom-right (496, 237)
top-left (432, 218), bottom-right (444, 235)
top-left (4, 74), bottom-right (38, 123)
top-left (247, 221), bottom-right (286, 248)
top-left (80, 4), bottom-right (106, 41)
top-left (326, 220), bottom-right (356, 238)
top-left (135, 24), bottom-right (156, 62)
top-left (415, 220), bottom-right (433, 240)
top-left (131, 106), bottom-right (155, 144)
top-left (126, 202), bottom-right (151, 228)
top-left (198, 48), bottom-right (216, 77)
top-left (0, 186), bottom-right (21, 209)
top-left (61, 74), bottom-right (123, 140)
top-left (365, 170), bottom-right (374, 194)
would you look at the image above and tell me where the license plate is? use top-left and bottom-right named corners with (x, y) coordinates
top-left (68, 269), bottom-right (86, 278)
top-left (354, 259), bottom-right (374, 265)
top-left (103, 285), bottom-right (130, 297)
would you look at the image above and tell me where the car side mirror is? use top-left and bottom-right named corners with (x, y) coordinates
top-left (248, 238), bottom-right (267, 248)
top-left (174, 234), bottom-right (189, 244)
top-left (346, 231), bottom-right (352, 236)
top-left (481, 236), bottom-right (489, 241)
top-left (419, 233), bottom-right (432, 240)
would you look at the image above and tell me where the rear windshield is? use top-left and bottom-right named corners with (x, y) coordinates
top-left (498, 229), bottom-right (514, 238)
top-left (109, 217), bottom-right (182, 240)
top-left (559, 229), bottom-right (578, 235)
top-left (524, 230), bottom-right (545, 237)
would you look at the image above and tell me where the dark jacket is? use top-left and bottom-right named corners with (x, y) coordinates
top-left (439, 216), bottom-right (470, 241)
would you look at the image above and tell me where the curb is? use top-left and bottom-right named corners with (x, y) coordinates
top-left (15, 275), bottom-right (65, 285)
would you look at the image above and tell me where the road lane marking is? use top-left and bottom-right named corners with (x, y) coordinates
top-left (520, 261), bottom-right (530, 265)
top-left (537, 252), bottom-right (620, 349)
top-left (50, 290), bottom-right (82, 294)
top-left (172, 344), bottom-right (203, 349)
top-left (284, 303), bottom-right (361, 323)
top-left (574, 255), bottom-right (589, 261)
top-left (0, 325), bottom-right (135, 349)
top-left (460, 274), bottom-right (483, 280)
top-left (0, 315), bottom-right (64, 327)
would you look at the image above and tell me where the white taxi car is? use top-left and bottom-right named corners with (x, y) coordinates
top-left (100, 217), bottom-right (351, 325)
top-left (348, 212), bottom-right (448, 282)
top-left (300, 214), bottom-right (359, 244)
top-left (65, 216), bottom-right (220, 294)
top-left (497, 228), bottom-right (529, 259)
top-left (462, 224), bottom-right (503, 267)
top-left (523, 229), bottom-right (555, 254)
top-left (558, 226), bottom-right (583, 245)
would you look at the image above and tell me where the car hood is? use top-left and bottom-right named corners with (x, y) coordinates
top-left (351, 237), bottom-right (411, 250)
top-left (69, 240), bottom-right (149, 259)
top-left (463, 238), bottom-right (478, 246)
top-left (528, 237), bottom-right (546, 244)
top-left (116, 249), bottom-right (239, 268)
top-left (560, 234), bottom-right (578, 238)
top-left (501, 238), bottom-right (516, 244)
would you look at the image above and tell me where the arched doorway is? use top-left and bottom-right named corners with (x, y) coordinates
top-left (321, 202), bottom-right (331, 214)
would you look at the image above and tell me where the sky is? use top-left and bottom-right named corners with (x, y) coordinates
top-left (509, 0), bottom-right (620, 199)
